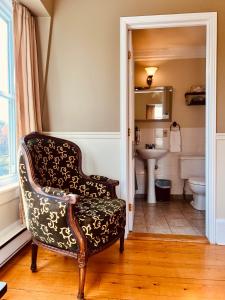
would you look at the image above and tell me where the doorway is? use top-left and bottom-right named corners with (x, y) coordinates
top-left (120, 13), bottom-right (217, 243)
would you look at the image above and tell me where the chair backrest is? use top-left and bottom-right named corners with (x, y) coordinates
top-left (19, 135), bottom-right (79, 252)
top-left (22, 132), bottom-right (83, 192)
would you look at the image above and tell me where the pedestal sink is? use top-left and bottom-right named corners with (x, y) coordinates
top-left (137, 149), bottom-right (168, 204)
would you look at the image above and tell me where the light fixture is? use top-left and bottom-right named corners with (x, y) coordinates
top-left (145, 67), bottom-right (158, 87)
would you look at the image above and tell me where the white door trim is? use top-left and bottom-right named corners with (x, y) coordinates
top-left (120, 12), bottom-right (217, 243)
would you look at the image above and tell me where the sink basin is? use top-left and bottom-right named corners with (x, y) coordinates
top-left (136, 148), bottom-right (168, 204)
top-left (137, 149), bottom-right (168, 160)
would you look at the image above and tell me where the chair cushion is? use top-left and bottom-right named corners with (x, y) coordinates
top-left (75, 198), bottom-right (126, 250)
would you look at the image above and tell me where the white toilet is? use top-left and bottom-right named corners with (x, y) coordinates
top-left (180, 156), bottom-right (205, 211)
top-left (188, 177), bottom-right (205, 210)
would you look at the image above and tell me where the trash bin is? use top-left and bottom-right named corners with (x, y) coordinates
top-left (155, 179), bottom-right (171, 201)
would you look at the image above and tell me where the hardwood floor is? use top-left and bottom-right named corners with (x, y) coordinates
top-left (1, 239), bottom-right (225, 299)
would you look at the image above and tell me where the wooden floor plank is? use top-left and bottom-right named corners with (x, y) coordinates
top-left (1, 239), bottom-right (225, 299)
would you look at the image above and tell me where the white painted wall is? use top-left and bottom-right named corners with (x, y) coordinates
top-left (216, 134), bottom-right (225, 245)
top-left (0, 184), bottom-right (20, 232)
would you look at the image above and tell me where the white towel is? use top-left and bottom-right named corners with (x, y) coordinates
top-left (170, 129), bottom-right (181, 152)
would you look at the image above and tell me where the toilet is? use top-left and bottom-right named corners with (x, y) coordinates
top-left (188, 177), bottom-right (205, 210)
top-left (180, 156), bottom-right (205, 211)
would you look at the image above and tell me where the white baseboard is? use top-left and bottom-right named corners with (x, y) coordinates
top-left (0, 230), bottom-right (31, 267)
top-left (0, 221), bottom-right (26, 247)
top-left (216, 219), bottom-right (225, 245)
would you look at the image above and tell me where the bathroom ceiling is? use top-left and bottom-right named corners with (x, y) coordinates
top-left (132, 26), bottom-right (206, 62)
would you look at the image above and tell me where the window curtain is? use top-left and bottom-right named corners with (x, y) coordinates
top-left (13, 2), bottom-right (42, 225)
top-left (13, 2), bottom-right (42, 137)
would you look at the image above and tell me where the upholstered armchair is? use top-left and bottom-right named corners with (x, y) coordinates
top-left (19, 132), bottom-right (126, 300)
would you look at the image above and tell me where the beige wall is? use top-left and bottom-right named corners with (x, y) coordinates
top-left (41, 0), bottom-right (54, 16)
top-left (135, 59), bottom-right (205, 128)
top-left (43, 0), bottom-right (225, 132)
top-left (36, 17), bottom-right (52, 112)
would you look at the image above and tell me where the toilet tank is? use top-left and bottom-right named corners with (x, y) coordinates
top-left (180, 156), bottom-right (205, 179)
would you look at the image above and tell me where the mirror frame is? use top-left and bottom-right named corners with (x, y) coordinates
top-left (134, 86), bottom-right (173, 122)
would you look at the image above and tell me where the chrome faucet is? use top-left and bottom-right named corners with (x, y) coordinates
top-left (145, 143), bottom-right (156, 149)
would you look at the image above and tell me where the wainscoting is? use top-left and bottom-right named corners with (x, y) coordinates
top-left (216, 134), bottom-right (225, 245)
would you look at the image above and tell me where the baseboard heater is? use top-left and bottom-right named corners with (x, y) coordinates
top-left (0, 229), bottom-right (31, 268)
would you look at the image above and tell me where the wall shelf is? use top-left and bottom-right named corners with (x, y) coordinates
top-left (185, 92), bottom-right (205, 105)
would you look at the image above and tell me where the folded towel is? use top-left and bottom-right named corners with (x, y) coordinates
top-left (170, 129), bottom-right (181, 152)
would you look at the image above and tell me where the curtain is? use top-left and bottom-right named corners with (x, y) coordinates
top-left (13, 2), bottom-right (42, 224)
top-left (13, 2), bottom-right (42, 137)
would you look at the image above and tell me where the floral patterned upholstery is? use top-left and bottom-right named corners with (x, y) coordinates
top-left (19, 155), bottom-right (79, 252)
top-left (19, 132), bottom-right (126, 254)
top-left (75, 197), bottom-right (126, 250)
top-left (25, 135), bottom-right (118, 199)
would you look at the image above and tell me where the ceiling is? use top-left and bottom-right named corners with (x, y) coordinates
top-left (132, 26), bottom-right (206, 62)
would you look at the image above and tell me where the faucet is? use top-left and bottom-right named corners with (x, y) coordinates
top-left (145, 143), bottom-right (156, 149)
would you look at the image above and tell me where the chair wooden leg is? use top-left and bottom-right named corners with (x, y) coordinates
top-left (30, 242), bottom-right (38, 272)
top-left (120, 231), bottom-right (125, 253)
top-left (77, 255), bottom-right (87, 300)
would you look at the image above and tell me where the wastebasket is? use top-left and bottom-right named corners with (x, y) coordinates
top-left (155, 179), bottom-right (171, 201)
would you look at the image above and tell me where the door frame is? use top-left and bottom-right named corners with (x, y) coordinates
top-left (120, 12), bottom-right (217, 243)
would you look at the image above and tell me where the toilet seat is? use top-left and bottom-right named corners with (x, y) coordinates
top-left (189, 177), bottom-right (205, 186)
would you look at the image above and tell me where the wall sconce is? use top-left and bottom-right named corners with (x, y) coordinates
top-left (145, 67), bottom-right (158, 87)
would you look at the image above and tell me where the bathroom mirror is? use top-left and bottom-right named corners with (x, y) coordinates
top-left (135, 86), bottom-right (173, 121)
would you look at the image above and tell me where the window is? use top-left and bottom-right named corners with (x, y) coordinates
top-left (0, 0), bottom-right (16, 185)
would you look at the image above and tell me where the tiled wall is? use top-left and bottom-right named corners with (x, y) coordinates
top-left (135, 127), bottom-right (205, 194)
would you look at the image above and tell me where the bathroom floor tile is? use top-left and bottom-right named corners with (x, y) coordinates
top-left (133, 197), bottom-right (205, 236)
top-left (166, 218), bottom-right (191, 227)
top-left (132, 224), bottom-right (148, 233)
top-left (162, 211), bottom-right (185, 219)
top-left (145, 215), bottom-right (168, 226)
top-left (144, 207), bottom-right (164, 216)
top-left (170, 226), bottom-right (199, 236)
top-left (147, 225), bottom-right (171, 234)
top-left (182, 212), bottom-right (205, 220)
top-left (194, 227), bottom-right (205, 235)
top-left (189, 218), bottom-right (205, 226)
top-left (134, 211), bottom-right (145, 217)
